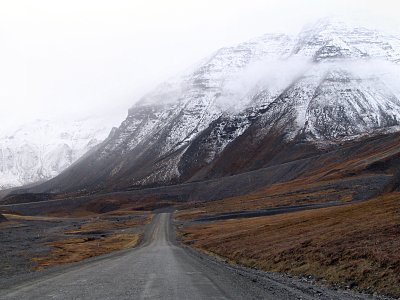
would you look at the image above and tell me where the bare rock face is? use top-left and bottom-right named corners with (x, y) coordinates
top-left (28, 18), bottom-right (400, 194)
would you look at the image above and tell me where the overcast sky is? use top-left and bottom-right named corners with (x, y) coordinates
top-left (1, 0), bottom-right (400, 131)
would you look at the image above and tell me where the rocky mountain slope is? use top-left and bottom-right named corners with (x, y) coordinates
top-left (0, 117), bottom-right (121, 190)
top-left (26, 18), bottom-right (400, 194)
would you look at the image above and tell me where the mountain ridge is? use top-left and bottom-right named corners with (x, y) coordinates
top-left (19, 18), bottom-right (400, 194)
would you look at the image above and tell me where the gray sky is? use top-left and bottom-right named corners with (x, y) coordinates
top-left (1, 0), bottom-right (399, 130)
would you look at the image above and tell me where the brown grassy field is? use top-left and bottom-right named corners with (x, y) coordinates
top-left (179, 193), bottom-right (400, 297)
top-left (32, 212), bottom-right (152, 269)
top-left (3, 214), bottom-right (75, 221)
top-left (32, 233), bottom-right (141, 270)
top-left (65, 214), bottom-right (152, 235)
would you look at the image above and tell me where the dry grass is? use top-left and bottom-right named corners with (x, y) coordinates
top-left (32, 213), bottom-right (152, 269)
top-left (33, 233), bottom-right (141, 270)
top-left (65, 214), bottom-right (152, 235)
top-left (179, 193), bottom-right (400, 297)
top-left (0, 220), bottom-right (16, 229)
top-left (3, 213), bottom-right (75, 221)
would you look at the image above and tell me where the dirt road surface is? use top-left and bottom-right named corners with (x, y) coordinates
top-left (0, 213), bottom-right (373, 299)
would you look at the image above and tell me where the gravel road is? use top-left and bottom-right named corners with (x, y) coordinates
top-left (0, 213), bottom-right (375, 299)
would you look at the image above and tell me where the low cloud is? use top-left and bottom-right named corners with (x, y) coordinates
top-left (216, 56), bottom-right (313, 112)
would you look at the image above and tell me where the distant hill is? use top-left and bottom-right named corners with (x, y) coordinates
top-left (0, 116), bottom-right (122, 190)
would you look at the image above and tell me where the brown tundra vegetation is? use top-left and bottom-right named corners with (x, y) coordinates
top-left (179, 192), bottom-right (400, 297)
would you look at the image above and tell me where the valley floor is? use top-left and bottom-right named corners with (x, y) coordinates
top-left (0, 190), bottom-right (398, 299)
top-left (0, 213), bottom-right (379, 300)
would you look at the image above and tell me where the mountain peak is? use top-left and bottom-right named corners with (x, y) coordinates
top-left (22, 21), bottom-right (400, 193)
top-left (292, 17), bottom-right (400, 62)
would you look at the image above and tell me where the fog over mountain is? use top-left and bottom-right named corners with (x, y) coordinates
top-left (21, 17), bottom-right (400, 194)
top-left (1, 0), bottom-right (399, 130)
top-left (1, 1), bottom-right (400, 191)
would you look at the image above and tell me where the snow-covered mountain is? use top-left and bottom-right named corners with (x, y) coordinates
top-left (25, 18), bottom-right (400, 194)
top-left (0, 117), bottom-right (121, 190)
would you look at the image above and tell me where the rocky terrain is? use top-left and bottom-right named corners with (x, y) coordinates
top-left (0, 210), bottom-right (150, 288)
